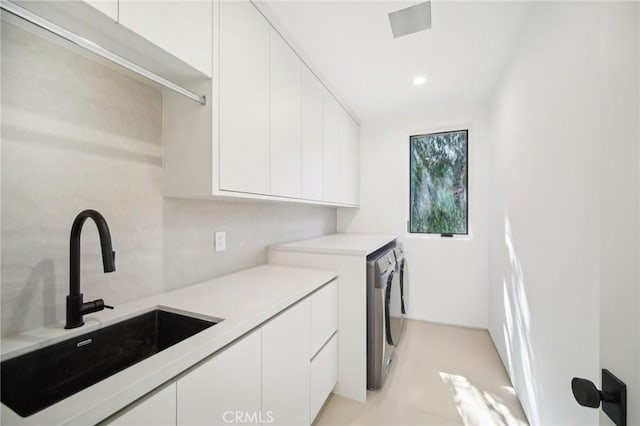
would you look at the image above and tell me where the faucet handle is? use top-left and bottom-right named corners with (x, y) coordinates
top-left (79, 298), bottom-right (113, 315)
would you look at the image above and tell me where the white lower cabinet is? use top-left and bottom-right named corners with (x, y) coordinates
top-left (177, 329), bottom-right (262, 426)
top-left (107, 382), bottom-right (176, 426)
top-left (310, 333), bottom-right (338, 423)
top-left (106, 281), bottom-right (337, 426)
top-left (308, 280), bottom-right (339, 423)
top-left (310, 280), bottom-right (338, 357)
top-left (262, 300), bottom-right (310, 426)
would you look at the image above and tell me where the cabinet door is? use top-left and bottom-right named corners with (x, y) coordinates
top-left (301, 67), bottom-right (324, 201)
top-left (177, 330), bottom-right (262, 426)
top-left (118, 1), bottom-right (212, 76)
top-left (262, 299), bottom-right (310, 426)
top-left (108, 382), bottom-right (176, 426)
top-left (348, 118), bottom-right (361, 205)
top-left (322, 90), bottom-right (342, 203)
top-left (219, 1), bottom-right (271, 195)
top-left (270, 29), bottom-right (302, 198)
top-left (339, 113), bottom-right (360, 205)
top-left (310, 280), bottom-right (338, 357)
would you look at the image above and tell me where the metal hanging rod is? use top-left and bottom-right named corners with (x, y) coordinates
top-left (0, 0), bottom-right (207, 105)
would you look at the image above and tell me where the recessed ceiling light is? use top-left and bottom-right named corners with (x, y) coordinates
top-left (413, 76), bottom-right (427, 86)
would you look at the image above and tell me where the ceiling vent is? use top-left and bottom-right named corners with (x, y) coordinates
top-left (388, 2), bottom-right (432, 38)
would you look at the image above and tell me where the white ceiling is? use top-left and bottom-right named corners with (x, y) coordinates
top-left (260, 1), bottom-right (533, 120)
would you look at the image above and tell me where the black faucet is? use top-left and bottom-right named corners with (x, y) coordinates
top-left (65, 209), bottom-right (116, 329)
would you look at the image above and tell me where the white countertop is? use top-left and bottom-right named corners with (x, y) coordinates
top-left (1, 265), bottom-right (336, 426)
top-left (269, 233), bottom-right (397, 256)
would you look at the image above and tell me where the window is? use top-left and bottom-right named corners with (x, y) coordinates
top-left (409, 130), bottom-right (468, 235)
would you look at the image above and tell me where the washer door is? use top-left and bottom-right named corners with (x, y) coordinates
top-left (385, 270), bottom-right (403, 346)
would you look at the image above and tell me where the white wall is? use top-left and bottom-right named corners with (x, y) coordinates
top-left (338, 104), bottom-right (490, 328)
top-left (0, 22), bottom-right (336, 337)
top-left (488, 3), bottom-right (639, 425)
top-left (598, 3), bottom-right (639, 425)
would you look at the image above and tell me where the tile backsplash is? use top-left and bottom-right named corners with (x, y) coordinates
top-left (0, 22), bottom-right (336, 337)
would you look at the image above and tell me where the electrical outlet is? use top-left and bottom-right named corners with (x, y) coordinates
top-left (215, 231), bottom-right (226, 252)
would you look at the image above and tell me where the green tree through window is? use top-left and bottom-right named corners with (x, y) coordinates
top-left (410, 130), bottom-right (468, 235)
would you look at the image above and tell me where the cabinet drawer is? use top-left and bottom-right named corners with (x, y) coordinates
top-left (309, 333), bottom-right (338, 423)
top-left (310, 279), bottom-right (338, 357)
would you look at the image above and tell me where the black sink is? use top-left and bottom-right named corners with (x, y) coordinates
top-left (1, 309), bottom-right (218, 417)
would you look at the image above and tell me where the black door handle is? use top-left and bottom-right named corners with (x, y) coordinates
top-left (571, 369), bottom-right (626, 426)
top-left (571, 377), bottom-right (606, 408)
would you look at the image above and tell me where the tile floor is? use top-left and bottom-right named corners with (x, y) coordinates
top-left (314, 320), bottom-right (528, 426)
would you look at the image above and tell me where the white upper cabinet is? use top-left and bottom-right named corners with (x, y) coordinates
top-left (323, 91), bottom-right (360, 206)
top-left (270, 29), bottom-right (303, 198)
top-left (161, 0), bottom-right (360, 207)
top-left (219, 1), bottom-right (271, 195)
top-left (86, 0), bottom-right (117, 21)
top-left (348, 118), bottom-right (361, 205)
top-left (322, 90), bottom-right (342, 204)
top-left (340, 110), bottom-right (360, 205)
top-left (15, 0), bottom-right (210, 84)
top-left (301, 66), bottom-right (324, 201)
top-left (118, 0), bottom-right (213, 76)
